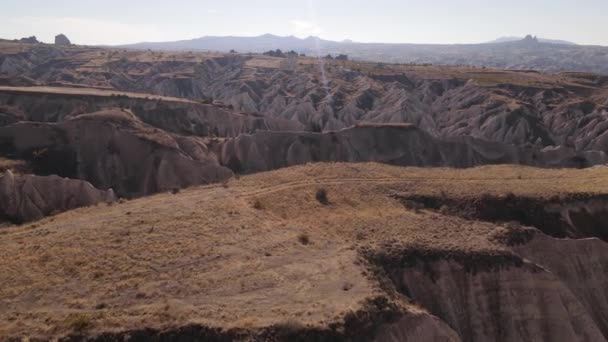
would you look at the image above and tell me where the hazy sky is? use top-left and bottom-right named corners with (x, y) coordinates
top-left (1, 0), bottom-right (607, 46)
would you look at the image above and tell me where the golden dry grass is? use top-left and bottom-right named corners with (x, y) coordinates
top-left (0, 163), bottom-right (607, 339)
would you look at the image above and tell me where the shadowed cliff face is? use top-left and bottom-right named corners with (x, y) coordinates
top-left (0, 112), bottom-right (604, 199)
top-left (0, 109), bottom-right (233, 198)
top-left (393, 260), bottom-right (605, 342)
top-left (514, 235), bottom-right (608, 338)
top-left (0, 89), bottom-right (304, 137)
top-left (366, 230), bottom-right (608, 341)
top-left (393, 193), bottom-right (608, 241)
top-left (219, 124), bottom-right (606, 174)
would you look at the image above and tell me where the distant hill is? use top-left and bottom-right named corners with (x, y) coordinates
top-left (487, 36), bottom-right (577, 45)
top-left (119, 34), bottom-right (608, 73)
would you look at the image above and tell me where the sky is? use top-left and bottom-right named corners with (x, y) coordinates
top-left (1, 0), bottom-right (607, 46)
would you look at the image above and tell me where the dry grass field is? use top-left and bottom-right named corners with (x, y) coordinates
top-left (1, 162), bottom-right (606, 339)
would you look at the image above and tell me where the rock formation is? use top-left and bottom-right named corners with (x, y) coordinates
top-left (1, 45), bottom-right (608, 153)
top-left (17, 36), bottom-right (39, 44)
top-left (54, 34), bottom-right (71, 46)
top-left (219, 124), bottom-right (606, 174)
top-left (0, 109), bottom-right (234, 197)
top-left (513, 234), bottom-right (608, 337)
top-left (0, 170), bottom-right (116, 223)
top-left (396, 259), bottom-right (605, 341)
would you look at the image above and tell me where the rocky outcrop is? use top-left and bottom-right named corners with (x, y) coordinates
top-left (513, 234), bottom-right (608, 337)
top-left (0, 89), bottom-right (304, 136)
top-left (54, 34), bottom-right (71, 46)
top-left (1, 45), bottom-right (608, 154)
top-left (0, 170), bottom-right (116, 223)
top-left (394, 192), bottom-right (608, 241)
top-left (219, 124), bottom-right (606, 174)
top-left (18, 36), bottom-right (39, 44)
top-left (0, 45), bottom-right (65, 75)
top-left (0, 109), bottom-right (233, 197)
top-left (394, 259), bottom-right (606, 342)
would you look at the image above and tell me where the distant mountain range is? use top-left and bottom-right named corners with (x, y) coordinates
top-left (119, 34), bottom-right (608, 73)
top-left (487, 36), bottom-right (577, 45)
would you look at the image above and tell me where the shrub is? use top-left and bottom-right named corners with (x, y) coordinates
top-left (171, 188), bottom-right (180, 194)
top-left (297, 233), bottom-right (310, 245)
top-left (65, 313), bottom-right (92, 334)
top-left (252, 199), bottom-right (264, 210)
top-left (402, 200), bottom-right (425, 213)
top-left (315, 188), bottom-right (329, 205)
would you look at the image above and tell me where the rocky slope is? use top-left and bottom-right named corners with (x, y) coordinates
top-left (1, 42), bottom-right (607, 153)
top-left (0, 170), bottom-right (116, 223)
top-left (514, 234), bottom-right (608, 337)
top-left (1, 108), bottom-right (603, 200)
top-left (0, 109), bottom-right (233, 197)
top-left (220, 123), bottom-right (606, 174)
top-left (0, 84), bottom-right (603, 201)
top-left (392, 258), bottom-right (604, 341)
top-left (0, 86), bottom-right (303, 136)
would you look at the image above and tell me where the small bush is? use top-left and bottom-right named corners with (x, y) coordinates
top-left (315, 188), bottom-right (329, 205)
top-left (252, 199), bottom-right (264, 210)
top-left (342, 282), bottom-right (354, 291)
top-left (171, 188), bottom-right (180, 195)
top-left (402, 200), bottom-right (425, 213)
top-left (65, 313), bottom-right (92, 334)
top-left (297, 233), bottom-right (310, 245)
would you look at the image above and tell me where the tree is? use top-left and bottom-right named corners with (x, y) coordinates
top-left (263, 49), bottom-right (286, 58)
top-left (335, 54), bottom-right (348, 61)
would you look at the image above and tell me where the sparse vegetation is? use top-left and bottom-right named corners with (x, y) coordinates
top-left (336, 54), bottom-right (349, 61)
top-left (315, 188), bottom-right (329, 205)
top-left (401, 199), bottom-right (425, 213)
top-left (252, 199), bottom-right (264, 210)
top-left (297, 232), bottom-right (310, 245)
top-left (65, 313), bottom-right (93, 334)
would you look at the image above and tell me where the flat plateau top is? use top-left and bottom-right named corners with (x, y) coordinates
top-left (1, 163), bottom-right (607, 338)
